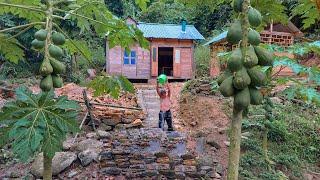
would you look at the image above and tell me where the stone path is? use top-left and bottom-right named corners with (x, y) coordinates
top-left (137, 85), bottom-right (160, 128)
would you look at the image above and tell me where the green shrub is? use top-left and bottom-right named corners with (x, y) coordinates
top-left (194, 46), bottom-right (211, 77)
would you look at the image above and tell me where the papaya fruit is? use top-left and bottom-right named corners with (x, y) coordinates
top-left (35, 29), bottom-right (48, 41)
top-left (52, 32), bottom-right (66, 45)
top-left (244, 46), bottom-right (259, 68)
top-left (49, 45), bottom-right (63, 59)
top-left (254, 46), bottom-right (274, 66)
top-left (40, 75), bottom-right (53, 92)
top-left (233, 67), bottom-right (251, 90)
top-left (31, 39), bottom-right (45, 50)
top-left (249, 87), bottom-right (263, 105)
top-left (227, 21), bottom-right (243, 44)
top-left (39, 59), bottom-right (53, 76)
top-left (248, 7), bottom-right (262, 27)
top-left (217, 70), bottom-right (232, 85)
top-left (248, 29), bottom-right (261, 46)
top-left (234, 87), bottom-right (250, 110)
top-left (52, 75), bottom-right (63, 88)
top-left (50, 58), bottom-right (66, 74)
top-left (219, 76), bottom-right (235, 97)
top-left (228, 48), bottom-right (243, 72)
top-left (247, 66), bottom-right (266, 87)
top-left (233, 0), bottom-right (243, 12)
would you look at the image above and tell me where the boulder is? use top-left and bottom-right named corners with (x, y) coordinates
top-left (206, 138), bottom-right (221, 149)
top-left (97, 130), bottom-right (112, 139)
top-left (102, 118), bottom-right (121, 126)
top-left (78, 149), bottom-right (99, 166)
top-left (31, 152), bottom-right (77, 177)
top-left (75, 139), bottom-right (103, 152)
top-left (130, 119), bottom-right (143, 127)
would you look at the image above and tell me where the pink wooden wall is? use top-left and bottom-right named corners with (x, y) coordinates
top-left (107, 39), bottom-right (194, 79)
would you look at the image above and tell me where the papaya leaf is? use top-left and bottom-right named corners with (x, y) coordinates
top-left (88, 75), bottom-right (135, 98)
top-left (0, 33), bottom-right (25, 63)
top-left (135, 0), bottom-right (150, 11)
top-left (0, 86), bottom-right (80, 160)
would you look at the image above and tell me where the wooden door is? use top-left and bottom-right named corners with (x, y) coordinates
top-left (151, 47), bottom-right (158, 77)
top-left (173, 48), bottom-right (181, 78)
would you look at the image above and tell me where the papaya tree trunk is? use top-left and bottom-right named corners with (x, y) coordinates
top-left (43, 0), bottom-right (53, 179)
top-left (227, 0), bottom-right (250, 179)
top-left (227, 108), bottom-right (243, 180)
top-left (43, 153), bottom-right (53, 180)
top-left (262, 127), bottom-right (271, 170)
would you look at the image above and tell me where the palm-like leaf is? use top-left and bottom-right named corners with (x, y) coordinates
top-left (0, 86), bottom-right (80, 161)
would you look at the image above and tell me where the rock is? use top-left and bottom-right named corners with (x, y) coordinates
top-left (190, 121), bottom-right (197, 126)
top-left (181, 153), bottom-right (195, 160)
top-left (270, 97), bottom-right (282, 104)
top-left (224, 141), bottom-right (230, 147)
top-left (31, 152), bottom-right (77, 177)
top-left (214, 172), bottom-right (221, 178)
top-left (101, 167), bottom-right (121, 175)
top-left (87, 69), bottom-right (96, 80)
top-left (130, 119), bottom-right (143, 127)
top-left (98, 123), bottom-right (112, 131)
top-left (215, 163), bottom-right (224, 176)
top-left (86, 132), bottom-right (98, 139)
top-left (63, 138), bottom-right (75, 150)
top-left (75, 139), bottom-right (103, 152)
top-left (97, 130), bottom-right (111, 139)
top-left (114, 124), bottom-right (126, 130)
top-left (67, 170), bottom-right (79, 178)
top-left (303, 173), bottom-right (314, 180)
top-left (78, 149), bottom-right (99, 166)
top-left (102, 117), bottom-right (122, 126)
top-left (206, 139), bottom-right (221, 149)
top-left (122, 118), bottom-right (134, 124)
top-left (218, 127), bottom-right (228, 134)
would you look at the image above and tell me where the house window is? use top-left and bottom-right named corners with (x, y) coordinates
top-left (123, 50), bottom-right (136, 65)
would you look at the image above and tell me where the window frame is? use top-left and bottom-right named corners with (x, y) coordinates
top-left (123, 50), bottom-right (136, 65)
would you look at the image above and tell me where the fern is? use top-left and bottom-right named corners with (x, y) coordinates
top-left (0, 87), bottom-right (80, 160)
top-left (0, 33), bottom-right (25, 63)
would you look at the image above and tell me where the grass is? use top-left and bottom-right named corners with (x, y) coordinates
top-left (238, 101), bottom-right (320, 179)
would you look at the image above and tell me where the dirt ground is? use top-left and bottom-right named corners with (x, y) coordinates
top-left (169, 83), bottom-right (230, 170)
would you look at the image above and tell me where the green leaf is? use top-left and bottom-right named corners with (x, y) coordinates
top-left (0, 86), bottom-right (80, 161)
top-left (135, 0), bottom-right (150, 11)
top-left (0, 33), bottom-right (25, 63)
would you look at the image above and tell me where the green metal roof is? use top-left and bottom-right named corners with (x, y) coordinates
top-left (137, 22), bottom-right (204, 40)
top-left (203, 31), bottom-right (228, 46)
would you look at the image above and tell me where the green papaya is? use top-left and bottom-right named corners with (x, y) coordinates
top-left (248, 7), bottom-right (262, 27)
top-left (52, 32), bottom-right (66, 45)
top-left (228, 48), bottom-right (243, 72)
top-left (233, 0), bottom-right (243, 12)
top-left (234, 88), bottom-right (250, 110)
top-left (39, 59), bottom-right (53, 76)
top-left (52, 75), bottom-right (63, 88)
top-left (248, 29), bottom-right (261, 46)
top-left (244, 46), bottom-right (259, 68)
top-left (219, 76), bottom-right (235, 97)
top-left (217, 70), bottom-right (232, 85)
top-left (249, 87), bottom-right (263, 105)
top-left (40, 75), bottom-right (53, 92)
top-left (35, 29), bottom-right (48, 41)
top-left (49, 45), bottom-right (63, 59)
top-left (50, 58), bottom-right (66, 74)
top-left (254, 46), bottom-right (274, 66)
top-left (227, 21), bottom-right (243, 44)
top-left (31, 39), bottom-right (45, 50)
top-left (233, 68), bottom-right (251, 90)
top-left (247, 66), bottom-right (266, 87)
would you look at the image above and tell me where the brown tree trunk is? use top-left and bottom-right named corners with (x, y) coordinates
top-left (227, 0), bottom-right (250, 179)
top-left (43, 154), bottom-right (53, 180)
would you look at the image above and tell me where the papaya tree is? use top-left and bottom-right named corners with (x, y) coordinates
top-left (217, 0), bottom-right (274, 179)
top-left (0, 0), bottom-right (149, 179)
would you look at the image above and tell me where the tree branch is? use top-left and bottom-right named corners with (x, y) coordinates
top-left (0, 22), bottom-right (45, 33)
top-left (0, 2), bottom-right (45, 13)
top-left (6, 25), bottom-right (34, 40)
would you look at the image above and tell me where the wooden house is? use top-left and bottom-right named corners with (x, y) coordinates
top-left (106, 17), bottom-right (204, 81)
top-left (204, 21), bottom-right (303, 76)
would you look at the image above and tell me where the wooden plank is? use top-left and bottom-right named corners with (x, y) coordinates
top-left (151, 46), bottom-right (158, 76)
top-left (173, 48), bottom-right (181, 77)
